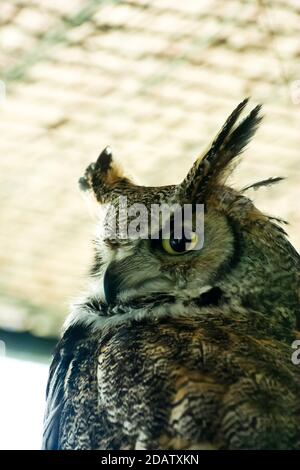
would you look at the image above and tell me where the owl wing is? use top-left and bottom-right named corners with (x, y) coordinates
top-left (42, 352), bottom-right (65, 449)
top-left (42, 324), bottom-right (89, 450)
top-left (42, 314), bottom-right (300, 450)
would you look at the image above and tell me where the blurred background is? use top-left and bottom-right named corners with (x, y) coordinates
top-left (0, 0), bottom-right (299, 449)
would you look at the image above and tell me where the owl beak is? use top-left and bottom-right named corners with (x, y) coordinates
top-left (103, 263), bottom-right (120, 304)
top-left (103, 260), bottom-right (172, 304)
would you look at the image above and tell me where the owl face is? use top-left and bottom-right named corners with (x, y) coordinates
top-left (79, 99), bottom-right (299, 330)
top-left (95, 202), bottom-right (235, 304)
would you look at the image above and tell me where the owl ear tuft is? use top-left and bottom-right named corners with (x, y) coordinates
top-left (79, 147), bottom-right (133, 203)
top-left (95, 146), bottom-right (113, 173)
top-left (176, 98), bottom-right (263, 202)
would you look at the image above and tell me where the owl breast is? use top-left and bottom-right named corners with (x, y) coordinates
top-left (59, 309), bottom-right (300, 450)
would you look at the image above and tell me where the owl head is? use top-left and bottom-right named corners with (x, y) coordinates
top-left (79, 99), bottom-right (299, 332)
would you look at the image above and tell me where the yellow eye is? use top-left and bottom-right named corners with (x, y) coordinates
top-left (161, 231), bottom-right (199, 255)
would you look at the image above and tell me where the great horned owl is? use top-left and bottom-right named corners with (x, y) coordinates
top-left (43, 99), bottom-right (300, 450)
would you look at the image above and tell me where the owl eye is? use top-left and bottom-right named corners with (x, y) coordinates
top-left (161, 231), bottom-right (199, 255)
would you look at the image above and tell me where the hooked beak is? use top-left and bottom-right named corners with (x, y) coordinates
top-left (103, 263), bottom-right (121, 304)
top-left (103, 260), bottom-right (172, 305)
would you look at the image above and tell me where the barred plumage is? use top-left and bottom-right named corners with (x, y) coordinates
top-left (43, 100), bottom-right (300, 450)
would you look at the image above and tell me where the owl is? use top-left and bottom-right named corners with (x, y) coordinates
top-left (42, 99), bottom-right (300, 450)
